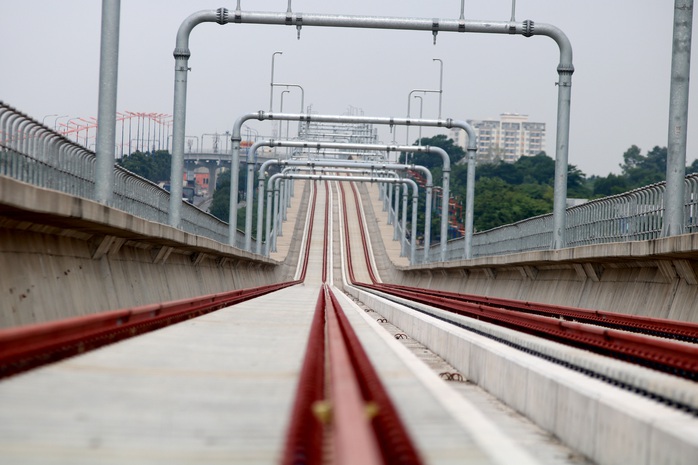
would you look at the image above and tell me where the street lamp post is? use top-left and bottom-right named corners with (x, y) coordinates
top-left (54, 115), bottom-right (69, 131)
top-left (414, 95), bottom-right (424, 144)
top-left (278, 90), bottom-right (290, 153)
top-left (433, 58), bottom-right (444, 119)
top-left (41, 114), bottom-right (58, 126)
top-left (269, 51), bottom-right (283, 112)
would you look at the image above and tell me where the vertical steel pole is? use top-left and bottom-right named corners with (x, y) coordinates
top-left (433, 58), bottom-right (443, 119)
top-left (440, 165), bottom-right (451, 261)
top-left (393, 184), bottom-right (400, 240)
top-left (551, 66), bottom-right (574, 249)
top-left (170, 51), bottom-right (191, 227)
top-left (257, 176), bottom-right (265, 255)
top-left (95, 0), bottom-right (120, 205)
top-left (664, 0), bottom-right (694, 236)
top-left (410, 186), bottom-right (418, 264)
top-left (401, 185), bottom-right (408, 256)
top-left (269, 51), bottom-right (283, 112)
top-left (464, 146), bottom-right (476, 259)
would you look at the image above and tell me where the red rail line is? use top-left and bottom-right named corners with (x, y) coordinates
top-left (0, 281), bottom-right (298, 379)
top-left (377, 283), bottom-right (698, 343)
top-left (282, 180), bottom-right (423, 464)
top-left (358, 282), bottom-right (698, 380)
top-left (338, 181), bottom-right (698, 381)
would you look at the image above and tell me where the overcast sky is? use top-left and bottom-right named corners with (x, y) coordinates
top-left (2, 1), bottom-right (695, 176)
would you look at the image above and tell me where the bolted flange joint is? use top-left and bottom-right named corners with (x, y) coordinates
top-left (522, 19), bottom-right (535, 37)
top-left (173, 47), bottom-right (191, 60)
top-left (216, 8), bottom-right (228, 25)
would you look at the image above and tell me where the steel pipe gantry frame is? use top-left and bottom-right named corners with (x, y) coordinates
top-left (248, 140), bottom-right (436, 257)
top-left (266, 173), bottom-right (419, 264)
top-left (232, 114), bottom-right (472, 261)
top-left (170, 6), bottom-right (573, 254)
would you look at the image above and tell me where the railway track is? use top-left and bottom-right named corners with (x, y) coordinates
top-left (282, 180), bottom-right (423, 464)
top-left (331, 180), bottom-right (698, 424)
top-left (2, 176), bottom-right (696, 464)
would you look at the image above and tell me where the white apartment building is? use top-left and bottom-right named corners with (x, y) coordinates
top-left (450, 113), bottom-right (546, 163)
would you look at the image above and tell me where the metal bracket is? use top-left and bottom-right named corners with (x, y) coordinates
top-left (295, 14), bottom-right (303, 39)
top-left (432, 19), bottom-right (439, 44)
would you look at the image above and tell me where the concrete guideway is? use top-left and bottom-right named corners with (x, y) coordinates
top-left (0, 177), bottom-right (596, 464)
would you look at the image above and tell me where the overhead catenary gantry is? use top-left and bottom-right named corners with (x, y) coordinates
top-left (246, 139), bottom-right (442, 258)
top-left (256, 159), bottom-right (431, 259)
top-left (275, 167), bottom-right (407, 255)
top-left (170, 5), bottom-right (574, 254)
top-left (232, 113), bottom-right (475, 261)
top-left (265, 173), bottom-right (420, 264)
top-left (268, 166), bottom-right (410, 259)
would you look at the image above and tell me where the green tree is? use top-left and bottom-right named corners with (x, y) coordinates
top-left (619, 145), bottom-right (666, 186)
top-left (208, 168), bottom-right (266, 241)
top-left (209, 170), bottom-right (231, 222)
top-left (118, 150), bottom-right (171, 184)
top-left (399, 134), bottom-right (465, 170)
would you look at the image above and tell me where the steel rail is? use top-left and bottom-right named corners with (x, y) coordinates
top-left (357, 283), bottom-right (698, 380)
top-left (326, 285), bottom-right (423, 465)
top-left (377, 283), bottom-right (698, 343)
top-left (322, 181), bottom-right (330, 284)
top-left (280, 253), bottom-right (325, 465)
top-left (283, 180), bottom-right (422, 464)
top-left (0, 176), bottom-right (323, 380)
top-left (0, 281), bottom-right (298, 379)
top-left (325, 284), bottom-right (383, 464)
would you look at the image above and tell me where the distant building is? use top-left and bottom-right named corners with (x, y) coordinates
top-left (450, 113), bottom-right (546, 163)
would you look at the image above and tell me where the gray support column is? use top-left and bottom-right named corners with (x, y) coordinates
top-left (95, 0), bottom-right (120, 205)
top-left (410, 187), bottom-right (418, 264)
top-left (265, 188), bottom-right (273, 256)
top-left (393, 184), bottom-right (400, 241)
top-left (279, 179), bottom-right (285, 235)
top-left (464, 146), bottom-right (476, 259)
top-left (440, 164), bottom-right (450, 261)
top-left (272, 181), bottom-right (280, 252)
top-left (664, 0), bottom-right (694, 236)
top-left (244, 154), bottom-right (256, 251)
top-left (256, 176), bottom-right (266, 255)
top-left (401, 185), bottom-right (408, 256)
top-left (388, 181), bottom-right (394, 225)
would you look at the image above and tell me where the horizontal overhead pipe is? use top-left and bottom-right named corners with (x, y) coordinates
top-left (172, 8), bottom-right (572, 252)
top-left (246, 137), bottom-right (440, 259)
top-left (266, 173), bottom-right (419, 264)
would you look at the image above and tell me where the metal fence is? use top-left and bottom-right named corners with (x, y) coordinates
top-left (0, 102), bottom-right (246, 248)
top-left (431, 174), bottom-right (698, 261)
top-left (5, 99), bottom-right (698, 260)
